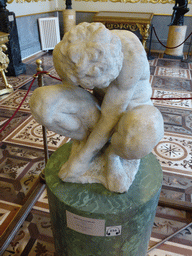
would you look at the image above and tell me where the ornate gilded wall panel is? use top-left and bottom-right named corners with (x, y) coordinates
top-left (105, 23), bottom-right (138, 30)
top-left (6, 0), bottom-right (191, 9)
top-left (74, 0), bottom-right (191, 3)
top-left (7, 0), bottom-right (52, 3)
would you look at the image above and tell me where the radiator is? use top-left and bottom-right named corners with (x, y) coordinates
top-left (38, 17), bottom-right (61, 50)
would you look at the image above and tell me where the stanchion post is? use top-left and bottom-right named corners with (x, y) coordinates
top-left (63, 0), bottom-right (76, 34)
top-left (36, 59), bottom-right (49, 175)
top-left (182, 33), bottom-right (192, 63)
top-left (147, 24), bottom-right (154, 60)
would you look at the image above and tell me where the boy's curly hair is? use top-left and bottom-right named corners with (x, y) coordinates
top-left (53, 22), bottom-right (123, 89)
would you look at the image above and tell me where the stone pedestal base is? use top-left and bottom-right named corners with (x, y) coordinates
top-left (45, 142), bottom-right (163, 256)
top-left (63, 9), bottom-right (76, 34)
top-left (164, 25), bottom-right (187, 57)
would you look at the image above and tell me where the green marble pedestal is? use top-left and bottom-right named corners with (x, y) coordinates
top-left (45, 142), bottom-right (163, 256)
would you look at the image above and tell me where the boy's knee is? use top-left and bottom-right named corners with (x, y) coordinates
top-left (111, 105), bottom-right (164, 159)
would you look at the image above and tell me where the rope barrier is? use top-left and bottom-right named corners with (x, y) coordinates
top-left (151, 97), bottom-right (192, 100)
top-left (0, 71), bottom-right (61, 134)
top-left (0, 77), bottom-right (35, 134)
top-left (48, 73), bottom-right (62, 82)
top-left (153, 26), bottom-right (192, 49)
top-left (0, 70), bottom-right (192, 134)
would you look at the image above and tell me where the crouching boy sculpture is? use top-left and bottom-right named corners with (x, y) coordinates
top-left (30, 22), bottom-right (164, 193)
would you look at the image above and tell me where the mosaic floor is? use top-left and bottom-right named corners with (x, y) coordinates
top-left (0, 51), bottom-right (192, 255)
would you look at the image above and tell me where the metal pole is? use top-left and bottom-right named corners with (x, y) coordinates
top-left (0, 60), bottom-right (49, 255)
top-left (36, 59), bottom-right (49, 171)
top-left (147, 221), bottom-right (192, 253)
top-left (0, 182), bottom-right (46, 256)
top-left (182, 33), bottom-right (192, 63)
top-left (148, 24), bottom-right (154, 60)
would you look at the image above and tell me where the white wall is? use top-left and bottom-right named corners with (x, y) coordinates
top-left (73, 1), bottom-right (192, 16)
top-left (7, 0), bottom-right (57, 16)
top-left (7, 0), bottom-right (192, 17)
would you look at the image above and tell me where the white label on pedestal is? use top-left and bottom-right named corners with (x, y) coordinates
top-left (8, 15), bottom-right (14, 22)
top-left (68, 15), bottom-right (74, 20)
top-left (66, 211), bottom-right (105, 236)
top-left (106, 226), bottom-right (122, 237)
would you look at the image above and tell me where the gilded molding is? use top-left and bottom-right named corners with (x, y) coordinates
top-left (7, 0), bottom-right (191, 3)
top-left (75, 0), bottom-right (191, 3)
top-left (8, 0), bottom-right (52, 3)
top-left (105, 23), bottom-right (139, 30)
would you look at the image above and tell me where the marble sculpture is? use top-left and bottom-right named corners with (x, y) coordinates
top-left (30, 22), bottom-right (164, 193)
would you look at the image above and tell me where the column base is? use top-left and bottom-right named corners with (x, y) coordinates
top-left (63, 9), bottom-right (76, 34)
top-left (164, 25), bottom-right (187, 57)
top-left (163, 53), bottom-right (184, 60)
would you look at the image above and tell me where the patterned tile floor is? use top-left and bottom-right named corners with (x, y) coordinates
top-left (0, 51), bottom-right (192, 255)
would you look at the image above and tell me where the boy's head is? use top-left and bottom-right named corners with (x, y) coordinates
top-left (53, 22), bottom-right (123, 89)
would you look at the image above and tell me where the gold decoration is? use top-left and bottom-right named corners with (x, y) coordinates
top-left (8, 0), bottom-right (53, 3)
top-left (75, 0), bottom-right (191, 3)
top-left (7, 0), bottom-right (191, 3)
top-left (136, 23), bottom-right (150, 48)
top-left (130, 0), bottom-right (141, 3)
top-left (0, 45), bottom-right (9, 71)
top-left (105, 22), bottom-right (150, 48)
top-left (0, 32), bottom-right (13, 96)
top-left (93, 11), bottom-right (153, 48)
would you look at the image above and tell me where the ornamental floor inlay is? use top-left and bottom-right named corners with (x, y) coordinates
top-left (153, 132), bottom-right (192, 176)
top-left (33, 188), bottom-right (49, 212)
top-left (155, 67), bottom-right (191, 79)
top-left (148, 239), bottom-right (192, 256)
top-left (152, 89), bottom-right (192, 109)
top-left (0, 89), bottom-right (33, 112)
top-left (3, 115), bottom-right (70, 151)
top-left (0, 74), bottom-right (33, 90)
top-left (151, 76), bottom-right (192, 91)
top-left (149, 58), bottom-right (158, 66)
top-left (157, 59), bottom-right (189, 69)
top-left (4, 209), bottom-right (54, 255)
top-left (0, 201), bottom-right (21, 237)
top-left (0, 144), bottom-right (45, 205)
top-left (0, 110), bottom-right (31, 141)
top-left (156, 106), bottom-right (192, 135)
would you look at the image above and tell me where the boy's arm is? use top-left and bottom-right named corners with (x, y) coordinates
top-left (59, 81), bottom-right (138, 181)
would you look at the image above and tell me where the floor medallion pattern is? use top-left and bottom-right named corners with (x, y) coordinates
top-left (3, 115), bottom-right (70, 151)
top-left (0, 90), bottom-right (33, 112)
top-left (153, 132), bottom-right (192, 176)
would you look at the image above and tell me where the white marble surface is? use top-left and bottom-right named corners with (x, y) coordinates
top-left (30, 22), bottom-right (164, 193)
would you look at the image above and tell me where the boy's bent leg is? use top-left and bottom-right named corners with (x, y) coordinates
top-left (106, 145), bottom-right (140, 193)
top-left (29, 83), bottom-right (100, 140)
top-left (111, 105), bottom-right (164, 160)
top-left (105, 105), bottom-right (163, 193)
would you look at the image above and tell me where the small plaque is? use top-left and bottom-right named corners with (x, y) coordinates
top-left (66, 210), bottom-right (105, 236)
top-left (68, 15), bottom-right (74, 20)
top-left (106, 226), bottom-right (122, 237)
top-left (8, 15), bottom-right (14, 22)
